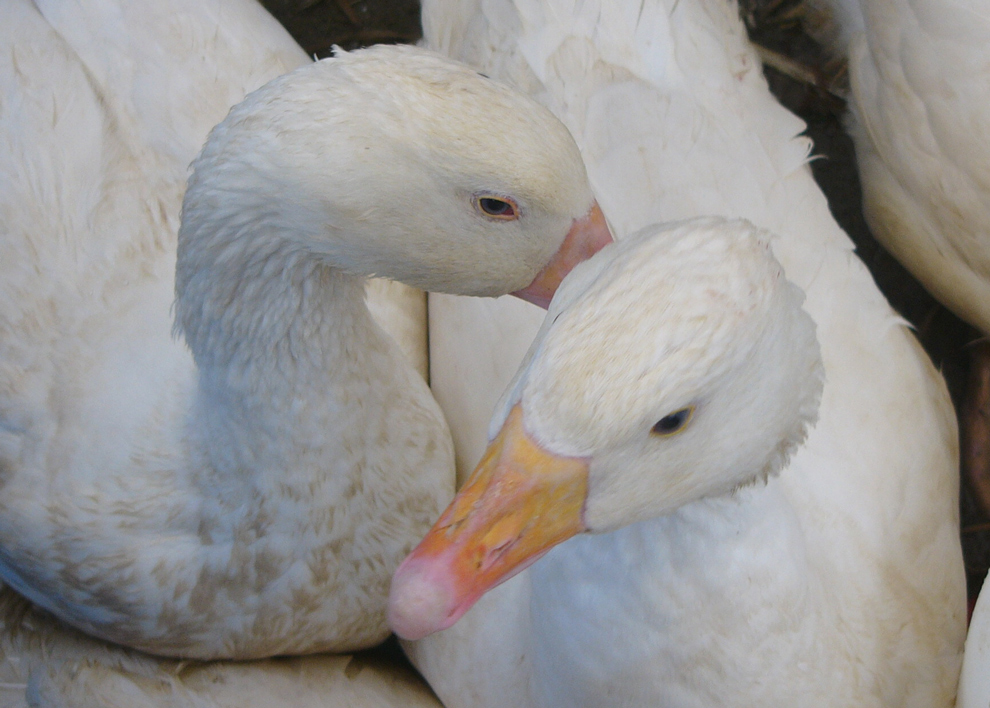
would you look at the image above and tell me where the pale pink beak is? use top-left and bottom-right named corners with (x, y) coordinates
top-left (512, 201), bottom-right (613, 309)
top-left (388, 405), bottom-right (589, 640)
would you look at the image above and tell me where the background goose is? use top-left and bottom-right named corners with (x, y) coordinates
top-left (804, 0), bottom-right (990, 337)
top-left (787, 3), bottom-right (990, 699)
top-left (960, 579), bottom-right (990, 708)
top-left (803, 0), bottom-right (990, 514)
top-left (407, 0), bottom-right (966, 704)
top-left (0, 0), bottom-right (610, 661)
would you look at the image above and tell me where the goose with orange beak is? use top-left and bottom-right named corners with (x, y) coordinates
top-left (389, 218), bottom-right (825, 653)
top-left (398, 0), bottom-right (964, 702)
top-left (389, 227), bottom-right (962, 708)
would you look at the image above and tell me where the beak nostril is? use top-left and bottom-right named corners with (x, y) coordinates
top-left (482, 536), bottom-right (520, 572)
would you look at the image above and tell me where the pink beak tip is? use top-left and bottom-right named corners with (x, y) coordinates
top-left (388, 558), bottom-right (458, 641)
top-left (510, 201), bottom-right (613, 310)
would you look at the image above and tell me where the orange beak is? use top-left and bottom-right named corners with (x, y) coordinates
top-left (388, 405), bottom-right (589, 640)
top-left (512, 201), bottom-right (613, 309)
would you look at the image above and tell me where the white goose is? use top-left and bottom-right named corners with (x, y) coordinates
top-left (394, 216), bottom-right (827, 703)
top-left (805, 0), bottom-right (990, 338)
top-left (0, 582), bottom-right (444, 708)
top-left (405, 0), bottom-right (966, 704)
top-left (807, 0), bottom-right (990, 520)
top-left (794, 3), bottom-right (990, 700)
top-left (0, 0), bottom-right (610, 662)
top-left (960, 575), bottom-right (990, 708)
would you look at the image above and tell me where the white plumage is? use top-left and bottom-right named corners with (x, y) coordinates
top-left (0, 582), bottom-right (443, 708)
top-left (802, 2), bottom-right (990, 700)
top-left (960, 573), bottom-right (990, 708)
top-left (806, 0), bottom-right (990, 334)
top-left (411, 0), bottom-right (966, 705)
top-left (395, 216), bottom-right (826, 701)
top-left (0, 0), bottom-right (603, 667)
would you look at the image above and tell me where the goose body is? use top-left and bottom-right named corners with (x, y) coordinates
top-left (960, 573), bottom-right (990, 708)
top-left (808, 0), bottom-right (990, 335)
top-left (805, 3), bottom-right (990, 694)
top-left (0, 582), bottom-right (443, 708)
top-left (410, 0), bottom-right (966, 705)
top-left (0, 0), bottom-right (608, 661)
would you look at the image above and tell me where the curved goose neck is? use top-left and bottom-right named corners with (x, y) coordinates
top-left (173, 90), bottom-right (377, 387)
top-left (176, 222), bottom-right (366, 384)
top-left (173, 163), bottom-right (381, 491)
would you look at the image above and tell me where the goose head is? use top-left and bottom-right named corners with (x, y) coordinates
top-left (175, 44), bottom-right (611, 345)
top-left (388, 217), bottom-right (824, 640)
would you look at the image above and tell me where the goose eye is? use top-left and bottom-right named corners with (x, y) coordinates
top-left (476, 196), bottom-right (519, 220)
top-left (651, 407), bottom-right (694, 437)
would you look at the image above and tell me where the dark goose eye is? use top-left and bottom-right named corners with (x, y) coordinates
top-left (476, 196), bottom-right (519, 220)
top-left (651, 407), bottom-right (694, 437)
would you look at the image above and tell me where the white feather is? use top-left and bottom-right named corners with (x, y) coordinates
top-left (0, 0), bottom-right (595, 666)
top-left (416, 0), bottom-right (965, 705)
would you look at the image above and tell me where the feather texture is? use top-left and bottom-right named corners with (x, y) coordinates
top-left (0, 0), bottom-right (599, 662)
top-left (416, 0), bottom-right (965, 705)
top-left (809, 0), bottom-right (990, 334)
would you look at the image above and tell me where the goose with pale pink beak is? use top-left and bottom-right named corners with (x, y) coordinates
top-left (0, 31), bottom-right (611, 662)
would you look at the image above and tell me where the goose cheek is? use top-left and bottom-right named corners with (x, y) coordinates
top-left (387, 404), bottom-right (589, 640)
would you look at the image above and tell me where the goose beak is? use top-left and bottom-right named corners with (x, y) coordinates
top-left (512, 201), bottom-right (613, 309)
top-left (388, 404), bottom-right (589, 640)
